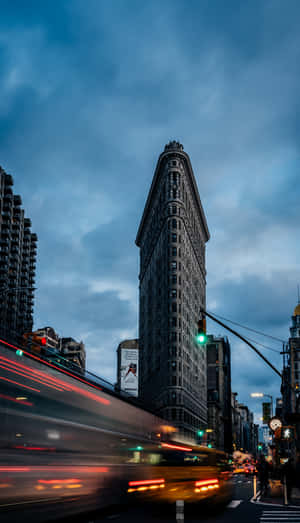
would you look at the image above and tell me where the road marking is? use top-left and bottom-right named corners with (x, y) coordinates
top-left (227, 500), bottom-right (242, 508)
top-left (260, 510), bottom-right (300, 522)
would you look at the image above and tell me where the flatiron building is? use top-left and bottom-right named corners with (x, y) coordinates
top-left (136, 141), bottom-right (210, 441)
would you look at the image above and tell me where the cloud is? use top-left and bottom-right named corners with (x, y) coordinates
top-left (0, 0), bottom-right (299, 409)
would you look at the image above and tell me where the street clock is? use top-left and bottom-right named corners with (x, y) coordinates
top-left (268, 417), bottom-right (283, 432)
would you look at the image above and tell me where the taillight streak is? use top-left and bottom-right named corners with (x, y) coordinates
top-left (0, 338), bottom-right (104, 393)
top-left (195, 479), bottom-right (219, 487)
top-left (0, 364), bottom-right (65, 391)
top-left (0, 356), bottom-right (71, 391)
top-left (0, 376), bottom-right (40, 393)
top-left (0, 352), bottom-right (110, 405)
top-left (0, 466), bottom-right (108, 473)
top-left (0, 393), bottom-right (33, 406)
top-left (38, 478), bottom-right (79, 484)
top-left (128, 478), bottom-right (165, 487)
top-left (161, 443), bottom-right (192, 451)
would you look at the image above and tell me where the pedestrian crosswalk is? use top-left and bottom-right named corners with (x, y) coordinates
top-left (260, 510), bottom-right (300, 522)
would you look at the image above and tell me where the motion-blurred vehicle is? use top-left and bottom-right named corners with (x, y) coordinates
top-left (127, 443), bottom-right (234, 506)
top-left (244, 464), bottom-right (256, 475)
top-left (233, 465), bottom-right (245, 474)
top-left (0, 338), bottom-right (233, 521)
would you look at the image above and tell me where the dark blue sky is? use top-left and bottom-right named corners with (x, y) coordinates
top-left (1, 0), bottom-right (300, 423)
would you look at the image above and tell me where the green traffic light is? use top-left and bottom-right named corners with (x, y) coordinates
top-left (197, 430), bottom-right (204, 437)
top-left (196, 334), bottom-right (206, 344)
top-left (207, 443), bottom-right (212, 448)
top-left (16, 349), bottom-right (23, 356)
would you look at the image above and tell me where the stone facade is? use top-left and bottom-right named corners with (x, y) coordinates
top-left (136, 141), bottom-right (210, 441)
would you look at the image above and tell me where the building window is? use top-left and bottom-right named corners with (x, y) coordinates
top-left (172, 247), bottom-right (177, 256)
top-left (172, 161), bottom-right (177, 166)
top-left (172, 361), bottom-right (176, 370)
top-left (171, 261), bottom-right (177, 270)
top-left (172, 303), bottom-right (177, 313)
top-left (172, 376), bottom-right (177, 386)
top-left (172, 274), bottom-right (177, 284)
top-left (172, 332), bottom-right (177, 341)
top-left (172, 346), bottom-right (177, 356)
top-left (170, 289), bottom-right (177, 298)
top-left (172, 233), bottom-right (177, 242)
top-left (172, 205), bottom-right (177, 214)
top-left (172, 317), bottom-right (177, 327)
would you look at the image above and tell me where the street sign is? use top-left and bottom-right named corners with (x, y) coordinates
top-left (262, 402), bottom-right (271, 424)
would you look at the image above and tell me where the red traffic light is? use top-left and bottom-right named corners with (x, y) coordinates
top-left (41, 337), bottom-right (47, 346)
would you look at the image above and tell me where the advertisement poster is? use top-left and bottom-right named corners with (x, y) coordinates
top-left (120, 348), bottom-right (138, 397)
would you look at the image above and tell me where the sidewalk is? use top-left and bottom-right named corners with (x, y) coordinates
top-left (259, 480), bottom-right (300, 507)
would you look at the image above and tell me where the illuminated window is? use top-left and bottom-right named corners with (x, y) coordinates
top-left (172, 233), bottom-right (177, 242)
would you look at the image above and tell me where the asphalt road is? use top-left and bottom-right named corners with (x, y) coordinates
top-left (77, 475), bottom-right (300, 523)
top-left (3, 475), bottom-right (300, 523)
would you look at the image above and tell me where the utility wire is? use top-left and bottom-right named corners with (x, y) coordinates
top-left (202, 308), bottom-right (282, 378)
top-left (207, 310), bottom-right (286, 344)
top-left (240, 334), bottom-right (281, 354)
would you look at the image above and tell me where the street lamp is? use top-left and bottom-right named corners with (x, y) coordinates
top-left (250, 392), bottom-right (273, 417)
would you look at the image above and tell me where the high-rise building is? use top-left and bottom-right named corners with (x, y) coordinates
top-left (206, 335), bottom-right (232, 452)
top-left (0, 167), bottom-right (37, 343)
top-left (136, 141), bottom-right (210, 441)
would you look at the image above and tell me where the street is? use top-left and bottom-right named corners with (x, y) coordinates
top-left (73, 476), bottom-right (300, 523)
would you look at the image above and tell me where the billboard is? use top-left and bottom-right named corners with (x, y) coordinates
top-left (120, 348), bottom-right (139, 397)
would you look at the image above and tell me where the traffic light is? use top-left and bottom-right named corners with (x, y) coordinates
top-left (196, 317), bottom-right (207, 345)
top-left (197, 430), bottom-right (204, 437)
top-left (258, 444), bottom-right (262, 450)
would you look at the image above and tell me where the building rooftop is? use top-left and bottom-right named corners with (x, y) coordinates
top-left (293, 303), bottom-right (300, 316)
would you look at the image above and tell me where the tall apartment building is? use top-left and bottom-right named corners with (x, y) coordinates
top-left (0, 167), bottom-right (37, 343)
top-left (136, 141), bottom-right (210, 441)
top-left (206, 335), bottom-right (232, 452)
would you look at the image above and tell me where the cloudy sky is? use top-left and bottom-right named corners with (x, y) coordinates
top-left (1, 0), bottom-right (300, 423)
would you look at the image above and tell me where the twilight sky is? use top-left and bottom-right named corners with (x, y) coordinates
top-left (1, 0), bottom-right (300, 424)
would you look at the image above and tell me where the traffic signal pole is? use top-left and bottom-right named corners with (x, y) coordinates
top-left (200, 308), bottom-right (282, 379)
